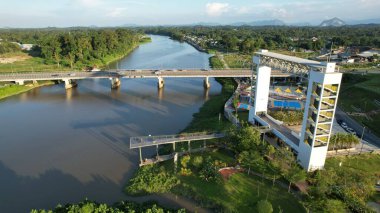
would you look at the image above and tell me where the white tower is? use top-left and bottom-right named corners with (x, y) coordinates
top-left (297, 63), bottom-right (342, 171)
top-left (249, 50), bottom-right (272, 122)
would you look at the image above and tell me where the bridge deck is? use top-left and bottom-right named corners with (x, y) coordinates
top-left (0, 69), bottom-right (291, 82)
top-left (130, 132), bottom-right (224, 149)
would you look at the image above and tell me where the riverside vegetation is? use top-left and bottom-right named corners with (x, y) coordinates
top-left (0, 29), bottom-right (149, 99)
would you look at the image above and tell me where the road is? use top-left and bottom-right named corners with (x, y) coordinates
top-left (0, 69), bottom-right (292, 82)
top-left (334, 107), bottom-right (380, 148)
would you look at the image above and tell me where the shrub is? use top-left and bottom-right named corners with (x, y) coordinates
top-left (126, 165), bottom-right (179, 195)
top-left (257, 200), bottom-right (273, 213)
top-left (191, 156), bottom-right (204, 169)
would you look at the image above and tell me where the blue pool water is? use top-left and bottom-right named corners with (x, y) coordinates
top-left (273, 100), bottom-right (302, 109)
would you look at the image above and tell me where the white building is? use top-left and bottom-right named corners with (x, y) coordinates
top-left (249, 50), bottom-right (342, 171)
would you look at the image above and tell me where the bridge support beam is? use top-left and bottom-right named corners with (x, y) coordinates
top-left (110, 77), bottom-right (121, 89)
top-left (203, 77), bottom-right (210, 89)
top-left (63, 79), bottom-right (77, 89)
top-left (15, 80), bottom-right (24, 85)
top-left (157, 77), bottom-right (164, 89)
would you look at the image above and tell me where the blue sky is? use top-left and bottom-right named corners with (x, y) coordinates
top-left (1, 0), bottom-right (379, 27)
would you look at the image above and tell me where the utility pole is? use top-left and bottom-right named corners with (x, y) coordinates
top-left (359, 126), bottom-right (366, 154)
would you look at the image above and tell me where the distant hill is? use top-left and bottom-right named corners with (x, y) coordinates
top-left (319, 17), bottom-right (346, 27)
top-left (190, 22), bottom-right (220, 26)
top-left (231, 19), bottom-right (286, 26)
top-left (347, 18), bottom-right (380, 25)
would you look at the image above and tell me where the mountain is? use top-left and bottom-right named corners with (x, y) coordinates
top-left (347, 18), bottom-right (380, 25)
top-left (231, 19), bottom-right (286, 26)
top-left (319, 17), bottom-right (346, 27)
top-left (189, 22), bottom-right (221, 26)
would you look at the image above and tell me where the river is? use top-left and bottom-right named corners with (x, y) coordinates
top-left (0, 35), bottom-right (220, 212)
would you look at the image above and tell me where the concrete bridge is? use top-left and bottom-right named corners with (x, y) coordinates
top-left (0, 69), bottom-right (291, 89)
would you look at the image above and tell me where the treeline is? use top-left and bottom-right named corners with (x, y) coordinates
top-left (0, 41), bottom-right (21, 54)
top-left (0, 28), bottom-right (141, 68)
top-left (31, 199), bottom-right (185, 213)
top-left (329, 132), bottom-right (360, 150)
top-left (143, 25), bottom-right (380, 53)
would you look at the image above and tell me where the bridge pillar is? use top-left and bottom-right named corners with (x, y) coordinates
top-left (188, 141), bottom-right (191, 152)
top-left (203, 77), bottom-right (210, 89)
top-left (157, 77), bottom-right (164, 89)
top-left (110, 77), bottom-right (121, 89)
top-left (15, 80), bottom-right (24, 85)
top-left (139, 147), bottom-right (143, 165)
top-left (63, 79), bottom-right (77, 89)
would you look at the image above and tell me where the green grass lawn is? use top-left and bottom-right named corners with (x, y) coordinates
top-left (174, 150), bottom-right (305, 213)
top-left (0, 55), bottom-right (75, 73)
top-left (223, 54), bottom-right (253, 68)
top-left (338, 73), bottom-right (380, 136)
top-left (0, 81), bottom-right (54, 100)
top-left (325, 153), bottom-right (380, 176)
top-left (325, 154), bottom-right (380, 204)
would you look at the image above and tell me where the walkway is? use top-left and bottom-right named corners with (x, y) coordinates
top-left (130, 132), bottom-right (224, 149)
top-left (260, 114), bottom-right (300, 147)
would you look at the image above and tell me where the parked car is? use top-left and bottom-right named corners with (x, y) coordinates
top-left (341, 122), bottom-right (348, 129)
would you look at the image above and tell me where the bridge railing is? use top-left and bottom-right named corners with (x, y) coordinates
top-left (130, 132), bottom-right (225, 149)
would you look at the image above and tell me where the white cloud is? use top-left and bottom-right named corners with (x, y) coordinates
top-left (107, 7), bottom-right (127, 18)
top-left (77, 0), bottom-right (103, 8)
top-left (206, 3), bottom-right (230, 17)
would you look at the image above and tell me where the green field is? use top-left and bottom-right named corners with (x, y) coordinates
top-left (223, 54), bottom-right (252, 68)
top-left (178, 173), bottom-right (305, 213)
top-left (0, 54), bottom-right (75, 73)
top-left (128, 149), bottom-right (306, 213)
top-left (338, 73), bottom-right (380, 136)
top-left (325, 153), bottom-right (380, 176)
top-left (325, 154), bottom-right (380, 204)
top-left (0, 81), bottom-right (54, 100)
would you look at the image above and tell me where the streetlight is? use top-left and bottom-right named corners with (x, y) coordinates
top-left (359, 126), bottom-right (366, 154)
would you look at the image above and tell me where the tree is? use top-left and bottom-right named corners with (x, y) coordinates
top-left (226, 124), bottom-right (261, 153)
top-left (238, 150), bottom-right (263, 175)
top-left (257, 200), bottom-right (273, 213)
top-left (283, 164), bottom-right (306, 192)
top-left (324, 199), bottom-right (347, 213)
top-left (191, 156), bottom-right (203, 169)
top-left (200, 157), bottom-right (219, 182)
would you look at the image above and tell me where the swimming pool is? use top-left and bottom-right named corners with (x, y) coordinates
top-left (273, 100), bottom-right (302, 109)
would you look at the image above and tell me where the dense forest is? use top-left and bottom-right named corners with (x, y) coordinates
top-left (0, 28), bottom-right (142, 68)
top-left (143, 25), bottom-right (380, 53)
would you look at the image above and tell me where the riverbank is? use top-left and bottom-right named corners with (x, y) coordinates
top-left (102, 37), bottom-right (152, 69)
top-left (0, 81), bottom-right (55, 100)
top-left (0, 37), bottom-right (152, 100)
top-left (0, 36), bottom-right (151, 73)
